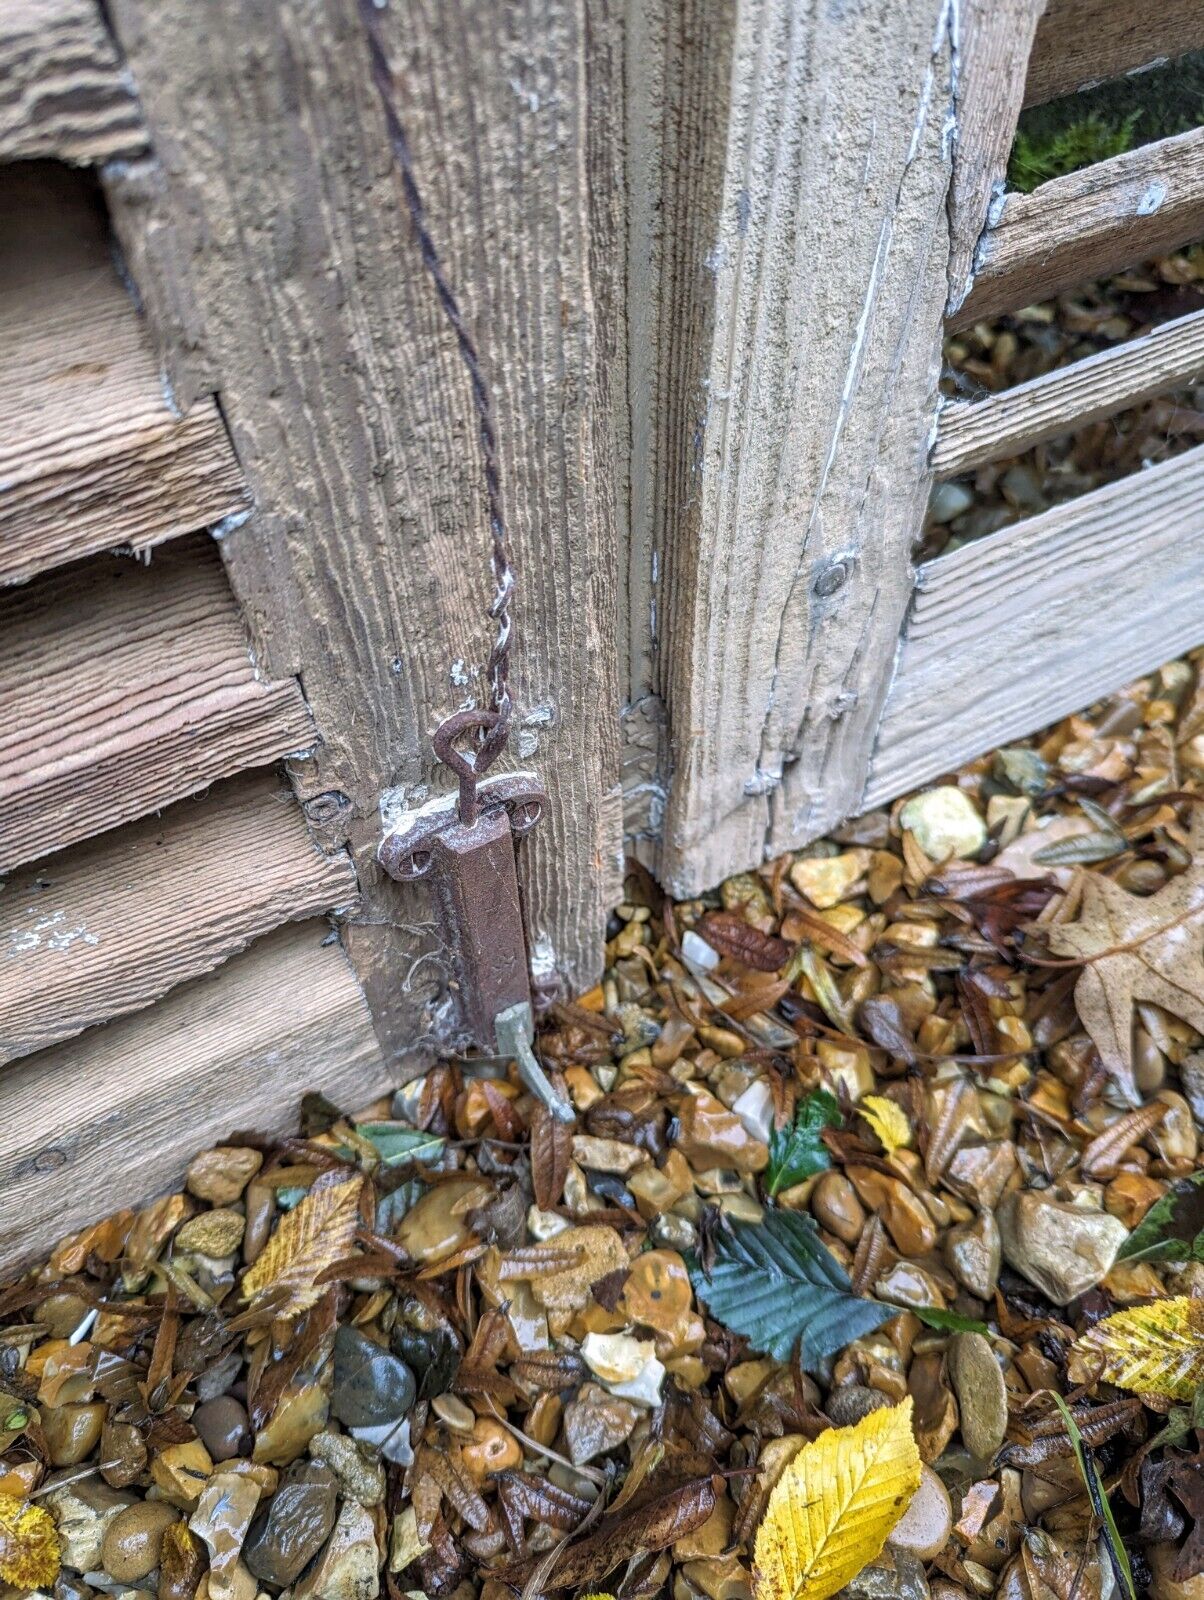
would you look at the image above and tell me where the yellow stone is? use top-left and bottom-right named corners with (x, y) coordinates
top-left (789, 851), bottom-right (871, 909)
top-left (151, 1439), bottom-right (214, 1508)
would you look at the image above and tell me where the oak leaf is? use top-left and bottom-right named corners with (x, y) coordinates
top-left (240, 1175), bottom-right (363, 1319)
top-left (1047, 809), bottom-right (1204, 1102)
top-left (753, 1399), bottom-right (921, 1600)
top-left (857, 1095), bottom-right (911, 1154)
top-left (0, 1493), bottom-right (61, 1590)
top-left (1069, 1296), bottom-right (1204, 1400)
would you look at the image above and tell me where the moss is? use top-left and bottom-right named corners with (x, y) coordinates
top-left (1008, 112), bottom-right (1141, 192)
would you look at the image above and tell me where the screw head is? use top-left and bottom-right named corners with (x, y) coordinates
top-left (813, 558), bottom-right (852, 598)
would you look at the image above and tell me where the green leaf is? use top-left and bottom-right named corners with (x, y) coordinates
top-left (1118, 1171), bottom-right (1204, 1263)
top-left (907, 1306), bottom-right (990, 1335)
top-left (354, 1122), bottom-right (446, 1166)
top-left (1047, 1392), bottom-right (1136, 1600)
top-left (766, 1090), bottom-right (840, 1197)
top-left (688, 1210), bottom-right (893, 1370)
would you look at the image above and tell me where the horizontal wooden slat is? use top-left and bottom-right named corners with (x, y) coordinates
top-left (0, 536), bottom-right (315, 872)
top-left (1024, 0), bottom-right (1204, 109)
top-left (0, 0), bottom-right (145, 165)
top-left (864, 443), bottom-right (1204, 807)
top-left (0, 772), bottom-right (359, 1064)
top-left (0, 230), bottom-right (249, 583)
top-left (956, 128), bottom-right (1204, 329)
top-left (935, 307), bottom-right (1204, 475)
top-left (0, 921), bottom-right (391, 1272)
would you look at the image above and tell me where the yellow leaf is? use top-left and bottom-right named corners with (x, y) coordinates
top-left (0, 1493), bottom-right (61, 1590)
top-left (857, 1095), bottom-right (911, 1154)
top-left (240, 1174), bottom-right (363, 1319)
top-left (754, 1398), bottom-right (921, 1600)
top-left (1069, 1295), bottom-right (1204, 1400)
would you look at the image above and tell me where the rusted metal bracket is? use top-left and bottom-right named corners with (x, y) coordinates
top-left (378, 710), bottom-right (573, 1121)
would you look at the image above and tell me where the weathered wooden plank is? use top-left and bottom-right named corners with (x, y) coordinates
top-left (0, 167), bottom-right (249, 585)
top-left (864, 443), bottom-right (1204, 808)
top-left (0, 536), bottom-right (314, 873)
top-left (106, 0), bottom-right (625, 1059)
top-left (0, 0), bottom-right (144, 165)
top-left (0, 771), bottom-right (358, 1064)
top-left (945, 0), bottom-right (1047, 318)
top-left (0, 920), bottom-right (391, 1273)
top-left (957, 127), bottom-right (1204, 330)
top-left (935, 307), bottom-right (1204, 475)
top-left (1024, 0), bottom-right (1204, 109)
top-left (641, 0), bottom-right (955, 895)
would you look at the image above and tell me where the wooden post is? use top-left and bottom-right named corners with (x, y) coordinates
top-left (106, 0), bottom-right (625, 1064)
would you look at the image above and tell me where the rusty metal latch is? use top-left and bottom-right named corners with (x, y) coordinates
top-left (378, 709), bottom-right (573, 1122)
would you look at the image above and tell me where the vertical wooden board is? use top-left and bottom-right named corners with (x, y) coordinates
top-left (651, 0), bottom-right (955, 896)
top-left (107, 0), bottom-right (625, 1058)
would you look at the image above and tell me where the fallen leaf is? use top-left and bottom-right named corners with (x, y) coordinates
top-left (240, 1174), bottom-right (363, 1319)
top-left (766, 1089), bottom-right (839, 1197)
top-left (1069, 1296), bottom-right (1204, 1399)
top-left (1118, 1171), bottom-right (1204, 1264)
top-left (857, 1095), bottom-right (911, 1153)
top-left (700, 911), bottom-right (791, 971)
top-left (1047, 807), bottom-right (1204, 1101)
top-left (752, 1399), bottom-right (921, 1600)
top-left (0, 1494), bottom-right (61, 1590)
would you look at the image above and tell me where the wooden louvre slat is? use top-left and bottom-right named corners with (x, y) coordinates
top-left (954, 127), bottom-right (1204, 330)
top-left (864, 443), bottom-right (1204, 808)
top-left (1024, 0), bottom-right (1204, 110)
top-left (0, 221), bottom-right (249, 583)
top-left (0, 0), bottom-right (144, 165)
top-left (0, 920), bottom-right (392, 1272)
top-left (0, 771), bottom-right (359, 1064)
top-left (0, 535), bottom-right (315, 873)
top-left (935, 307), bottom-right (1204, 476)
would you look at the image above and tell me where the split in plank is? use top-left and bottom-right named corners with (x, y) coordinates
top-left (935, 306), bottom-right (1204, 476)
top-left (0, 920), bottom-right (392, 1273)
top-left (1024, 0), bottom-right (1204, 109)
top-left (956, 126), bottom-right (1204, 329)
top-left (864, 441), bottom-right (1204, 808)
top-left (0, 770), bottom-right (358, 1065)
top-left (0, 535), bottom-right (314, 873)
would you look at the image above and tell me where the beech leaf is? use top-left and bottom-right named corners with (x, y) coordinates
top-left (0, 1494), bottom-right (61, 1591)
top-left (688, 1210), bottom-right (893, 1368)
top-left (1070, 1296), bottom-right (1204, 1400)
top-left (1118, 1171), bottom-right (1204, 1263)
top-left (241, 1174), bottom-right (363, 1319)
top-left (753, 1399), bottom-right (921, 1600)
top-left (857, 1095), bottom-right (911, 1154)
top-left (1047, 807), bottom-right (1204, 1102)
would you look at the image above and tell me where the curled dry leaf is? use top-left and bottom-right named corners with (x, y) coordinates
top-left (0, 1494), bottom-right (61, 1591)
top-left (1079, 1102), bottom-right (1168, 1179)
top-left (753, 1398), bottom-right (921, 1600)
top-left (700, 911), bottom-right (791, 971)
top-left (240, 1174), bottom-right (363, 1319)
top-left (1070, 1296), bottom-right (1204, 1400)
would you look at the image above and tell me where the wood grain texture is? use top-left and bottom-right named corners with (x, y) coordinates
top-left (0, 771), bottom-right (358, 1064)
top-left (945, 0), bottom-right (1047, 318)
top-left (646, 0), bottom-right (955, 896)
top-left (935, 307), bottom-right (1204, 475)
top-left (1024, 0), bottom-right (1204, 108)
top-left (864, 443), bottom-right (1204, 807)
top-left (957, 127), bottom-right (1204, 329)
top-left (0, 920), bottom-right (392, 1273)
top-left (107, 0), bottom-right (625, 1059)
top-left (0, 167), bottom-right (248, 584)
top-left (0, 536), bottom-right (314, 872)
top-left (0, 0), bottom-right (144, 164)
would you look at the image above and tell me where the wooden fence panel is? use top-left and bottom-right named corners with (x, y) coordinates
top-left (107, 0), bottom-right (626, 1062)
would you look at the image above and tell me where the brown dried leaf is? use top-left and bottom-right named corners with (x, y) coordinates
top-left (699, 911), bottom-right (791, 972)
top-left (858, 996), bottom-right (917, 1065)
top-left (532, 1080), bottom-right (574, 1210)
top-left (1079, 1102), bottom-right (1168, 1180)
top-left (240, 1175), bottom-right (363, 1320)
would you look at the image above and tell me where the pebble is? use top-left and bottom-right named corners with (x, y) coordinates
top-left (812, 1172), bottom-right (868, 1246)
top-left (847, 1167), bottom-right (937, 1256)
top-left (308, 1430), bottom-right (386, 1506)
top-left (252, 1382), bottom-right (329, 1466)
top-left (1151, 1090), bottom-right (1198, 1170)
top-left (1180, 1051), bottom-right (1204, 1126)
top-left (675, 1090), bottom-right (769, 1175)
top-left (943, 1209), bottom-right (1001, 1300)
top-left (351, 1415), bottom-right (413, 1466)
top-left (100, 1501), bottom-right (180, 1583)
top-left (888, 1464), bottom-right (953, 1561)
top-left (571, 1134), bottom-right (647, 1175)
top-left (825, 1385), bottom-right (889, 1427)
top-left (875, 1261), bottom-right (947, 1311)
top-left (431, 1394), bottom-right (476, 1434)
top-left (1149, 1541), bottom-right (1204, 1600)
top-left (997, 1189), bottom-right (1128, 1304)
top-left (899, 788), bottom-right (986, 860)
top-left (176, 1209), bottom-right (246, 1258)
top-left (947, 1332), bottom-right (1008, 1460)
top-left (42, 1401), bottom-right (106, 1465)
top-left (159, 1523), bottom-right (207, 1600)
top-left (837, 1547), bottom-right (931, 1600)
top-left (790, 851), bottom-right (871, 909)
top-left (43, 1478), bottom-right (134, 1572)
top-left (193, 1395), bottom-right (251, 1462)
top-left (185, 1146), bottom-right (263, 1206)
top-left (331, 1324), bottom-right (415, 1428)
top-left (244, 1461), bottom-right (338, 1587)
top-left (151, 1438), bottom-right (215, 1509)
top-left (623, 1249), bottom-right (693, 1334)
top-left (460, 1416), bottom-right (521, 1477)
top-left (39, 1291), bottom-right (92, 1341)
top-left (581, 1330), bottom-right (666, 1406)
top-left (188, 1471), bottom-right (261, 1599)
top-left (929, 481), bottom-right (975, 525)
top-left (395, 1178), bottom-right (492, 1264)
top-left (731, 1079), bottom-right (775, 1145)
top-left (294, 1500), bottom-right (380, 1600)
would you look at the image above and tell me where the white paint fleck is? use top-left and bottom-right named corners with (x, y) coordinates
top-left (449, 658), bottom-right (474, 687)
top-left (210, 509), bottom-right (251, 541)
top-left (528, 934), bottom-right (558, 981)
top-left (1136, 181), bottom-right (1167, 217)
top-left (9, 910), bottom-right (100, 955)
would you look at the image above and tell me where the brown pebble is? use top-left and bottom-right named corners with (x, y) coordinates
top-left (811, 1172), bottom-right (866, 1246)
top-left (38, 1291), bottom-right (92, 1341)
top-left (948, 1331), bottom-right (1008, 1461)
top-left (42, 1401), bottom-right (106, 1465)
top-left (101, 1501), bottom-right (180, 1582)
top-left (825, 1385), bottom-right (889, 1428)
top-left (193, 1394), bottom-right (251, 1460)
top-left (185, 1146), bottom-right (263, 1206)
